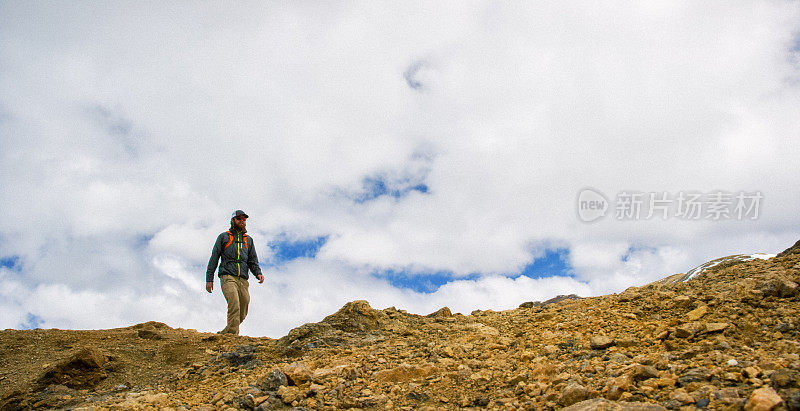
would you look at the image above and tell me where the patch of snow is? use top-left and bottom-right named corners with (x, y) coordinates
top-left (682, 253), bottom-right (776, 282)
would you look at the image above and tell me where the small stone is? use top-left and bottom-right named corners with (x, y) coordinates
top-left (441, 346), bottom-right (456, 358)
top-left (276, 385), bottom-right (301, 404)
top-left (359, 394), bottom-right (389, 407)
top-left (210, 391), bottom-right (224, 404)
top-left (723, 372), bottom-right (743, 382)
top-left (558, 382), bottom-right (589, 406)
top-left (728, 359), bottom-right (739, 367)
top-left (590, 336), bottom-right (615, 350)
top-left (426, 307), bottom-right (452, 318)
top-left (258, 368), bottom-right (288, 391)
top-left (307, 383), bottom-right (325, 396)
top-left (686, 305), bottom-right (708, 321)
top-left (473, 395), bottom-right (490, 406)
top-left (542, 345), bottom-right (559, 355)
top-left (744, 386), bottom-right (783, 411)
top-left (704, 322), bottom-right (729, 334)
top-left (609, 352), bottom-right (629, 363)
top-left (678, 367), bottom-right (712, 384)
top-left (771, 368), bottom-right (796, 388)
top-left (283, 361), bottom-right (311, 385)
top-left (561, 398), bottom-right (668, 410)
top-left (630, 365), bottom-right (659, 381)
top-left (674, 325), bottom-right (695, 339)
top-left (373, 363), bottom-right (437, 383)
top-left (759, 278), bottom-right (798, 298)
top-left (253, 395), bottom-right (270, 406)
top-left (744, 367), bottom-right (762, 378)
top-left (236, 394), bottom-right (255, 409)
top-left (712, 387), bottom-right (740, 400)
top-left (671, 389), bottom-right (695, 405)
top-left (787, 392), bottom-right (800, 411)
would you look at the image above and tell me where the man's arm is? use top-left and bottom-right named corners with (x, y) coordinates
top-left (206, 234), bottom-right (223, 286)
top-left (247, 237), bottom-right (264, 283)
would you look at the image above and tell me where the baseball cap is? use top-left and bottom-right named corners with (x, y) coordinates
top-left (231, 210), bottom-right (249, 219)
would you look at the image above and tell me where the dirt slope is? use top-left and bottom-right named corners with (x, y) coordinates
top-left (2, 242), bottom-right (799, 410)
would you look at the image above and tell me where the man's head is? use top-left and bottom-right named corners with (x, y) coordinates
top-left (230, 209), bottom-right (248, 232)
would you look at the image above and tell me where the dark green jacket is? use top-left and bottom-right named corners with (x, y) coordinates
top-left (206, 230), bottom-right (263, 282)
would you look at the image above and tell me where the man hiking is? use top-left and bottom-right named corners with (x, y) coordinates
top-left (206, 210), bottom-right (264, 335)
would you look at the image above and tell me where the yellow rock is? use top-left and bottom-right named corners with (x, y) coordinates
top-left (744, 386), bottom-right (783, 411)
top-left (686, 305), bottom-right (708, 321)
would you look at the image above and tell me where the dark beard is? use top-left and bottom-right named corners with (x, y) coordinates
top-left (230, 221), bottom-right (247, 233)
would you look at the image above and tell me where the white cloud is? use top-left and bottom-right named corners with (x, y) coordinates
top-left (1, 2), bottom-right (799, 335)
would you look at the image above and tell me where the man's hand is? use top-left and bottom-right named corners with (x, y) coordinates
top-left (257, 274), bottom-right (264, 284)
top-left (206, 281), bottom-right (213, 293)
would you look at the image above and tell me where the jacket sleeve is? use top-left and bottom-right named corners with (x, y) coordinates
top-left (247, 236), bottom-right (263, 277)
top-left (206, 234), bottom-right (224, 282)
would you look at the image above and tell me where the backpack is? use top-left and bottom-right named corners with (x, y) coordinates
top-left (223, 231), bottom-right (249, 252)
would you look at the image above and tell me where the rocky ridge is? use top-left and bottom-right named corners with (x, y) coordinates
top-left (1, 241), bottom-right (800, 410)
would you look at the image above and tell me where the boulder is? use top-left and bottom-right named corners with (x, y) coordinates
top-left (321, 300), bottom-right (386, 332)
top-left (744, 386), bottom-right (783, 411)
top-left (427, 307), bottom-right (453, 318)
top-left (282, 361), bottom-right (311, 385)
top-left (36, 347), bottom-right (108, 389)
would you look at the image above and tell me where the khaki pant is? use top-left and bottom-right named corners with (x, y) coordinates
top-left (220, 275), bottom-right (250, 335)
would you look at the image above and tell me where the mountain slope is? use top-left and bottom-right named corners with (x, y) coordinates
top-left (2, 242), bottom-right (799, 410)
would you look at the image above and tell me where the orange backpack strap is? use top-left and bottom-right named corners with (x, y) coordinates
top-left (243, 234), bottom-right (249, 251)
top-left (223, 231), bottom-right (234, 250)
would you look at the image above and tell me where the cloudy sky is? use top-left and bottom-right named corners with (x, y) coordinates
top-left (1, 2), bottom-right (799, 337)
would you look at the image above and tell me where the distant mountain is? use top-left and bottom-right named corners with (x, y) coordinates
top-left (656, 253), bottom-right (776, 285)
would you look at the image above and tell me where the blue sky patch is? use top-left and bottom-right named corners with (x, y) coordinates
top-left (1, 255), bottom-right (20, 270)
top-left (353, 176), bottom-right (429, 203)
top-left (19, 313), bottom-right (44, 330)
top-left (373, 249), bottom-right (573, 293)
top-left (514, 248), bottom-right (573, 279)
top-left (135, 234), bottom-right (154, 249)
top-left (373, 269), bottom-right (480, 293)
top-left (267, 235), bottom-right (327, 265)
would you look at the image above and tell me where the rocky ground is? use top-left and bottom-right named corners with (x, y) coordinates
top-left (2, 240), bottom-right (800, 410)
